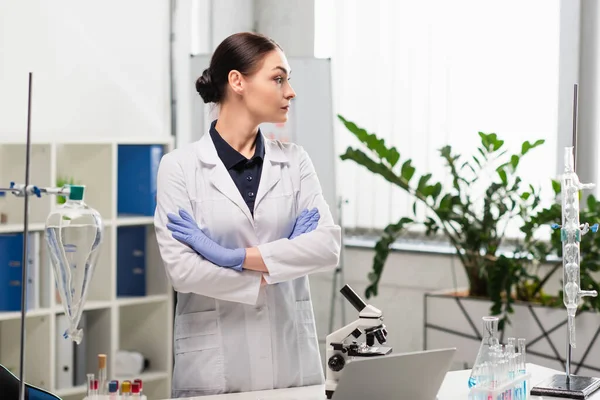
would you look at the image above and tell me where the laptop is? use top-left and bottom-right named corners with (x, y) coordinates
top-left (331, 348), bottom-right (456, 400)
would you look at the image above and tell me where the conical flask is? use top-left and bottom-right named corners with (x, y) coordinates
top-left (468, 316), bottom-right (500, 388)
top-left (45, 185), bottom-right (104, 344)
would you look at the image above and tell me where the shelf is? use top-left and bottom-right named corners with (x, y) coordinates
top-left (0, 139), bottom-right (174, 397)
top-left (115, 216), bottom-right (155, 226)
top-left (53, 300), bottom-right (113, 315)
top-left (54, 308), bottom-right (112, 394)
top-left (117, 294), bottom-right (168, 307)
top-left (119, 300), bottom-right (171, 376)
top-left (0, 222), bottom-right (46, 233)
top-left (0, 307), bottom-right (52, 322)
top-left (0, 315), bottom-right (51, 389)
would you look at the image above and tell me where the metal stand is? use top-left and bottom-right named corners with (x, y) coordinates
top-left (328, 197), bottom-right (348, 333)
top-left (530, 85), bottom-right (600, 399)
top-left (17, 72), bottom-right (34, 400)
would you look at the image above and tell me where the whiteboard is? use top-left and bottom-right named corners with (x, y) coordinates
top-left (189, 55), bottom-right (338, 222)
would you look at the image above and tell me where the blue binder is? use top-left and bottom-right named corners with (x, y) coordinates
top-left (117, 145), bottom-right (163, 216)
top-left (0, 233), bottom-right (25, 311)
top-left (117, 226), bottom-right (147, 297)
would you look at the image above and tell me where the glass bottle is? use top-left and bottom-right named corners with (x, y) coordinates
top-left (468, 316), bottom-right (500, 388)
top-left (45, 185), bottom-right (104, 344)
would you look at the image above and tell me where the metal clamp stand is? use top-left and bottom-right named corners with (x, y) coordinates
top-left (328, 197), bottom-right (349, 334)
top-left (530, 85), bottom-right (600, 399)
top-left (3, 73), bottom-right (71, 400)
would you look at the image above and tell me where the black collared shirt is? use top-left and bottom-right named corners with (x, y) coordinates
top-left (209, 120), bottom-right (264, 215)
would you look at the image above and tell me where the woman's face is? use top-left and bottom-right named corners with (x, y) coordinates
top-left (240, 49), bottom-right (296, 124)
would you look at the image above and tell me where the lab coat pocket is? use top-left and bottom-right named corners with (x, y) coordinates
top-left (173, 310), bottom-right (225, 393)
top-left (295, 300), bottom-right (324, 386)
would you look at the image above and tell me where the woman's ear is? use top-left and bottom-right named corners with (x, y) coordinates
top-left (228, 70), bottom-right (244, 96)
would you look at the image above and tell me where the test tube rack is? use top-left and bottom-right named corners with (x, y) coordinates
top-left (468, 372), bottom-right (531, 400)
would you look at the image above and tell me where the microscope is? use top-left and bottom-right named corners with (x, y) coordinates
top-left (325, 285), bottom-right (392, 399)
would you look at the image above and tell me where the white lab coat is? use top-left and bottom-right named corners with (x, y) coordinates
top-left (154, 132), bottom-right (342, 398)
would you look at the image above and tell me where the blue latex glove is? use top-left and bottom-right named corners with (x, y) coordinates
top-left (289, 207), bottom-right (320, 239)
top-left (166, 209), bottom-right (245, 272)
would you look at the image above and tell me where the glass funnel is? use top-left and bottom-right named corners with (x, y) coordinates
top-left (468, 316), bottom-right (500, 388)
top-left (45, 185), bottom-right (104, 344)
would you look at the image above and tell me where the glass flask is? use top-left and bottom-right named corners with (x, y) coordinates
top-left (468, 316), bottom-right (500, 388)
top-left (45, 185), bottom-right (104, 344)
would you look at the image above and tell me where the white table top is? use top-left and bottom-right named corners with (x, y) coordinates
top-left (168, 363), bottom-right (600, 400)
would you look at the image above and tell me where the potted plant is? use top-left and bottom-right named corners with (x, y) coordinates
top-left (337, 115), bottom-right (600, 374)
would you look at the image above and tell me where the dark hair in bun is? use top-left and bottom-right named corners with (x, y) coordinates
top-left (196, 68), bottom-right (218, 103)
top-left (195, 32), bottom-right (281, 104)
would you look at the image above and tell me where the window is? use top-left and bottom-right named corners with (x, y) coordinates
top-left (318, 0), bottom-right (561, 238)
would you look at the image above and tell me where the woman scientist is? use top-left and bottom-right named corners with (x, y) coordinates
top-left (153, 32), bottom-right (342, 398)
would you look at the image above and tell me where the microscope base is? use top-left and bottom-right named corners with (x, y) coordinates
top-left (531, 374), bottom-right (600, 399)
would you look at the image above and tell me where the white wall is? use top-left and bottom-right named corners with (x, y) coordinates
top-left (255, 0), bottom-right (315, 57)
top-left (0, 1), bottom-right (171, 142)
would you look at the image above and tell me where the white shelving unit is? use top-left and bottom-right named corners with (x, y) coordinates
top-left (0, 138), bottom-right (174, 400)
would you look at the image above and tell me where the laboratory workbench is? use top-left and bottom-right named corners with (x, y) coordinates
top-left (166, 363), bottom-right (600, 400)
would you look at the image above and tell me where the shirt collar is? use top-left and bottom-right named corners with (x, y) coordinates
top-left (209, 119), bottom-right (265, 170)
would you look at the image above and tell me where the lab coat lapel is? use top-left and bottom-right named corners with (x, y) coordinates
top-left (197, 134), bottom-right (254, 224)
top-left (255, 138), bottom-right (289, 209)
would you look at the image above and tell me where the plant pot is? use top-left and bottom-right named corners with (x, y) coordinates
top-left (424, 289), bottom-right (600, 377)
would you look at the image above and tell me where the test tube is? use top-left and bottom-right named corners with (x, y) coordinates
top-left (108, 381), bottom-right (119, 399)
top-left (506, 344), bottom-right (516, 380)
top-left (98, 354), bottom-right (107, 395)
top-left (518, 338), bottom-right (526, 373)
top-left (132, 382), bottom-right (141, 398)
top-left (122, 380), bottom-right (132, 397)
top-left (93, 379), bottom-right (99, 397)
top-left (134, 378), bottom-right (143, 395)
top-left (87, 374), bottom-right (95, 398)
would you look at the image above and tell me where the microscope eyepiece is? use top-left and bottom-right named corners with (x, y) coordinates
top-left (340, 285), bottom-right (367, 312)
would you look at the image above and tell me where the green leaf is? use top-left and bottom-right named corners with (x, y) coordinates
top-left (364, 218), bottom-right (413, 298)
top-left (479, 132), bottom-right (490, 150)
top-left (417, 174), bottom-right (432, 194)
top-left (367, 272), bottom-right (378, 283)
top-left (520, 139), bottom-right (545, 156)
top-left (401, 160), bottom-right (416, 182)
top-left (532, 139), bottom-right (545, 148)
top-left (337, 115), bottom-right (390, 160)
top-left (510, 154), bottom-right (519, 170)
top-left (477, 147), bottom-right (487, 160)
top-left (440, 145), bottom-right (451, 158)
top-left (340, 147), bottom-right (409, 191)
top-left (430, 182), bottom-right (442, 199)
top-left (492, 138), bottom-right (504, 151)
top-left (497, 168), bottom-right (508, 185)
top-left (438, 194), bottom-right (453, 211)
top-left (386, 147), bottom-right (400, 167)
top-left (587, 194), bottom-right (597, 211)
top-left (551, 179), bottom-right (561, 195)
